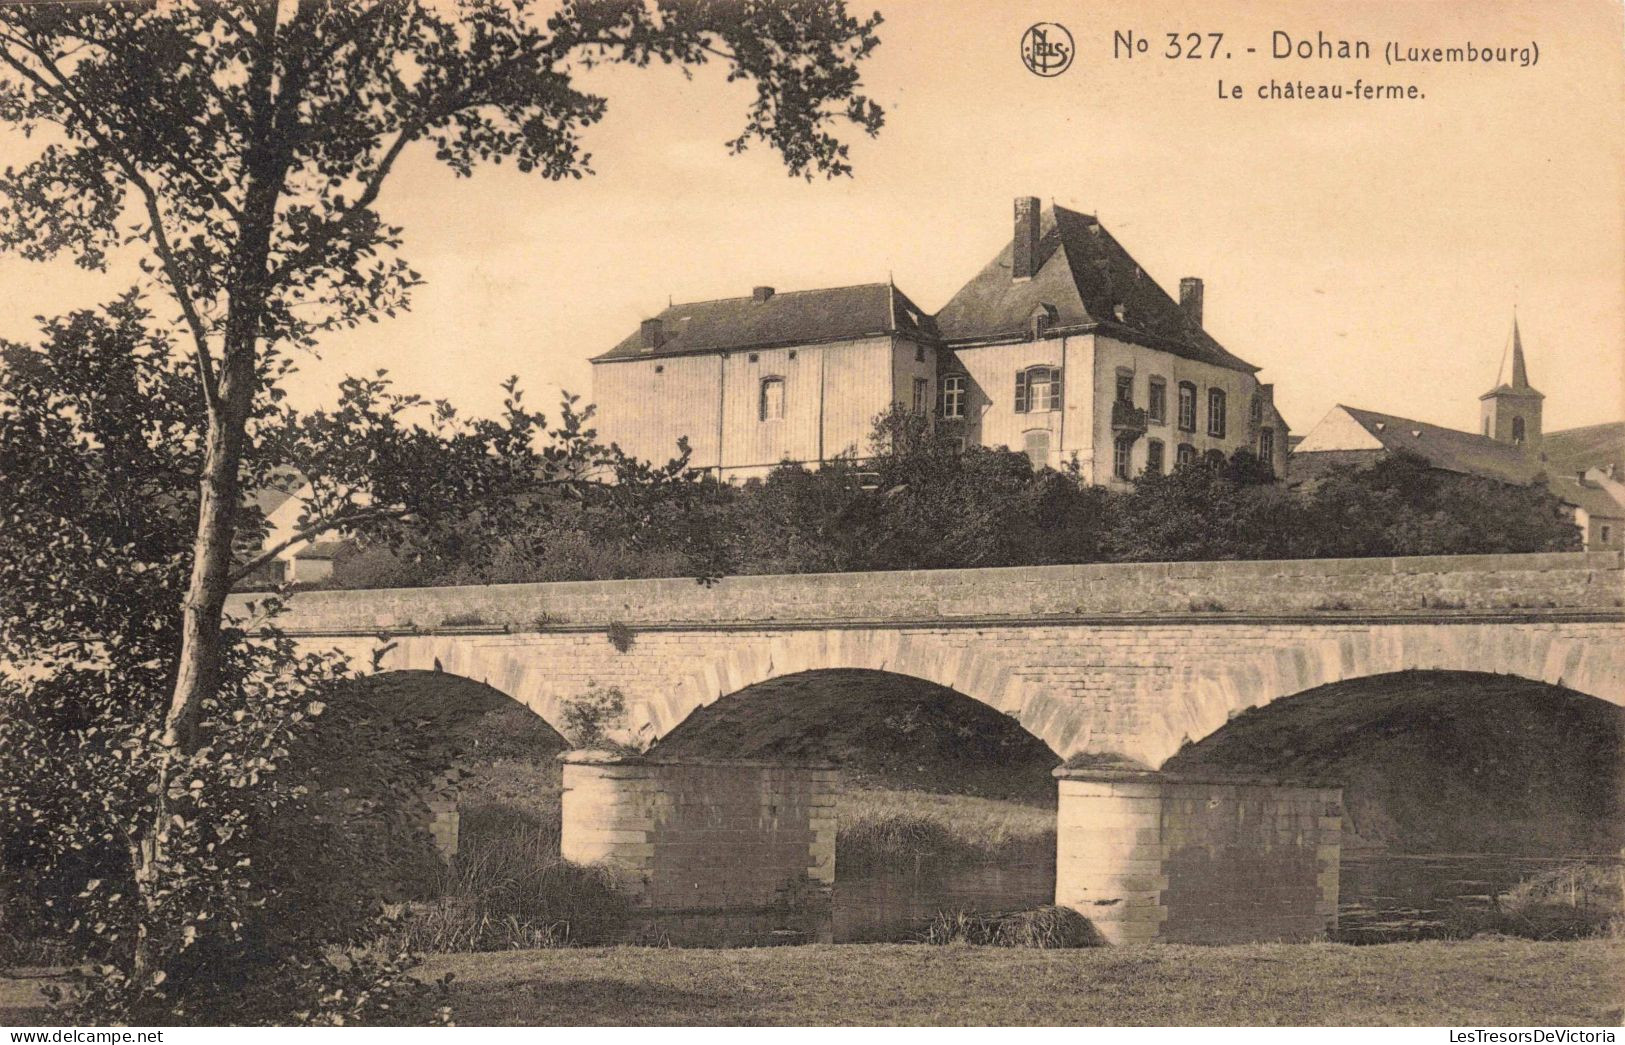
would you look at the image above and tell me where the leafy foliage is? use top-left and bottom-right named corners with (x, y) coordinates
top-left (557, 684), bottom-right (640, 751)
top-left (326, 413), bottom-right (1582, 590)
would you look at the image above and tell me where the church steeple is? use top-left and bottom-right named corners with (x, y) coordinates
top-left (1504, 317), bottom-right (1533, 390)
top-left (1480, 314), bottom-right (1543, 449)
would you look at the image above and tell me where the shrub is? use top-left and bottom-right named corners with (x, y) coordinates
top-left (384, 801), bottom-right (631, 952)
top-left (558, 684), bottom-right (647, 752)
top-left (605, 620), bottom-right (636, 654)
top-left (1, 635), bottom-right (457, 1025)
top-left (921, 905), bottom-right (1101, 948)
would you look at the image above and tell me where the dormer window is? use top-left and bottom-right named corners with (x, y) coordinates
top-left (1028, 304), bottom-right (1057, 340)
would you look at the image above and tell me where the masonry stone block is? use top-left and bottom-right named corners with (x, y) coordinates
top-left (1055, 767), bottom-right (1343, 945)
top-left (559, 752), bottom-right (839, 945)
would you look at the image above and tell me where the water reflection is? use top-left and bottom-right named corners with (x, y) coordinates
top-left (833, 854), bottom-right (1622, 944)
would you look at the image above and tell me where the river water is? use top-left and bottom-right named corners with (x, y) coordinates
top-left (831, 854), bottom-right (1622, 944)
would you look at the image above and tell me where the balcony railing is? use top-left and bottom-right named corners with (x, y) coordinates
top-left (1111, 401), bottom-right (1148, 436)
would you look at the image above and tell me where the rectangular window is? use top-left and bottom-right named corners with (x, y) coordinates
top-left (1023, 429), bottom-right (1051, 470)
top-left (1259, 426), bottom-right (1274, 462)
top-left (1017, 366), bottom-right (1061, 413)
top-left (1148, 378), bottom-right (1167, 423)
top-left (759, 376), bottom-right (785, 421)
top-left (912, 377), bottom-right (929, 414)
top-left (1249, 393), bottom-right (1263, 424)
top-left (1207, 388), bottom-right (1227, 438)
top-left (1176, 442), bottom-right (1196, 468)
top-left (1146, 439), bottom-right (1164, 475)
top-left (1601, 524), bottom-right (1612, 544)
top-left (940, 375), bottom-right (966, 419)
top-left (1115, 372), bottom-right (1134, 405)
top-left (1113, 435), bottom-right (1133, 480)
top-left (1177, 382), bottom-right (1197, 432)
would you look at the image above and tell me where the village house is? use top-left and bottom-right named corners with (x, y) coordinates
top-left (590, 197), bottom-right (1292, 486)
top-left (1291, 320), bottom-right (1625, 550)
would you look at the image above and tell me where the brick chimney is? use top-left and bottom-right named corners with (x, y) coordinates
top-left (639, 318), bottom-right (664, 351)
top-left (1012, 196), bottom-right (1041, 281)
top-left (753, 286), bottom-right (775, 303)
top-left (1179, 277), bottom-right (1204, 327)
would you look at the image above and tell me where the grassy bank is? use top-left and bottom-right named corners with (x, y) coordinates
top-left (838, 788), bottom-right (1054, 872)
top-left (417, 938), bottom-right (1622, 1026)
top-left (5, 939), bottom-right (1618, 1026)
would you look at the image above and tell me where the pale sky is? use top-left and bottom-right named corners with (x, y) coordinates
top-left (2, 0), bottom-right (1622, 438)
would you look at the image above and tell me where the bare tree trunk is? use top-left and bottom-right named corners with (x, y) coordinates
top-left (132, 350), bottom-right (254, 981)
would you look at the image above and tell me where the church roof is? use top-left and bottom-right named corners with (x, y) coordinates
top-left (1541, 421), bottom-right (1625, 478)
top-left (934, 204), bottom-right (1259, 373)
top-left (1310, 405), bottom-right (1546, 485)
top-left (594, 282), bottom-right (937, 362)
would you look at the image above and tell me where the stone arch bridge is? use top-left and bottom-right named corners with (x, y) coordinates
top-left (236, 551), bottom-right (1625, 944)
top-left (236, 551), bottom-right (1625, 770)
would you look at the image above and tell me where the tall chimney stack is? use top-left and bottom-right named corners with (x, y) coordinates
top-left (1179, 277), bottom-right (1204, 327)
top-left (1012, 196), bottom-right (1041, 281)
top-left (639, 318), bottom-right (664, 351)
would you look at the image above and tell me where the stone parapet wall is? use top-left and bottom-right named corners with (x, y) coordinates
top-left (1055, 770), bottom-right (1342, 945)
top-left (559, 753), bottom-right (839, 946)
top-left (235, 551), bottom-right (1624, 635)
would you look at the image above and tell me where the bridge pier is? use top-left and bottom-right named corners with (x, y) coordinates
top-left (559, 752), bottom-right (839, 945)
top-left (1055, 766), bottom-right (1342, 944)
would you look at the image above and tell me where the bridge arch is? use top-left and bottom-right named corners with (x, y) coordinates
top-left (674, 630), bottom-right (1075, 754)
top-left (1142, 622), bottom-right (1625, 768)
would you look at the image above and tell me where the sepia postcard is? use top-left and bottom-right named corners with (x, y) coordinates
top-left (0, 0), bottom-right (1621, 1034)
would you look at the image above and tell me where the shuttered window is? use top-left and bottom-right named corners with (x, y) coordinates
top-left (1017, 366), bottom-right (1061, 413)
top-left (1207, 388), bottom-right (1227, 438)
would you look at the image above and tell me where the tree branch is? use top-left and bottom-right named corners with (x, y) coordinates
top-left (0, 29), bottom-right (223, 413)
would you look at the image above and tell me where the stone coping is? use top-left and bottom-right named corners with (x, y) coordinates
top-left (1055, 766), bottom-right (1344, 791)
top-left (558, 749), bottom-right (838, 771)
top-left (231, 549), bottom-right (1625, 635)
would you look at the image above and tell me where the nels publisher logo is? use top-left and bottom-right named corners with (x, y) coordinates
top-left (1021, 22), bottom-right (1074, 77)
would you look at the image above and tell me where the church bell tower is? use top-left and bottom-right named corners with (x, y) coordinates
top-left (1479, 315), bottom-right (1543, 450)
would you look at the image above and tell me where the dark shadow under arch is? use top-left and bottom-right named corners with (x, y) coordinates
top-left (1163, 669), bottom-right (1625, 855)
top-left (358, 668), bottom-right (568, 751)
top-left (651, 668), bottom-right (1061, 804)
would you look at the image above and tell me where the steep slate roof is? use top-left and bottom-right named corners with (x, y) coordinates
top-left (594, 282), bottom-right (937, 361)
top-left (1541, 421), bottom-right (1625, 478)
top-left (1332, 406), bottom-right (1545, 484)
top-left (933, 204), bottom-right (1258, 373)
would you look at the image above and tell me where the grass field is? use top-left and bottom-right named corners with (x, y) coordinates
top-left (3, 939), bottom-right (1616, 1026)
top-left (421, 938), bottom-right (1623, 1026)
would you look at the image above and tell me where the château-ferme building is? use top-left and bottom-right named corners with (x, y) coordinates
top-left (590, 198), bottom-right (1291, 486)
